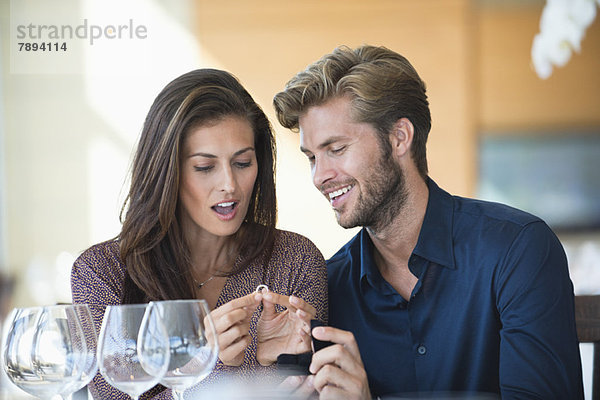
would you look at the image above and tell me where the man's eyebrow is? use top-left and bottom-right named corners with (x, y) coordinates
top-left (300, 136), bottom-right (347, 154)
top-left (188, 147), bottom-right (255, 159)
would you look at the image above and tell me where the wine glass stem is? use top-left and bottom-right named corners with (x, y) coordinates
top-left (173, 389), bottom-right (185, 400)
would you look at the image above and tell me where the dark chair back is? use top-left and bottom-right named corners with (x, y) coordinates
top-left (575, 295), bottom-right (600, 400)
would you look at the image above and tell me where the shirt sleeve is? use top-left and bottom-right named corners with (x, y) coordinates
top-left (494, 221), bottom-right (584, 399)
top-left (70, 243), bottom-right (170, 400)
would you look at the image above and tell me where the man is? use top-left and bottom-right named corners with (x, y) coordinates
top-left (273, 45), bottom-right (583, 399)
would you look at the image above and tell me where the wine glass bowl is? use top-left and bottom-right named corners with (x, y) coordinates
top-left (1, 304), bottom-right (98, 399)
top-left (152, 300), bottom-right (219, 399)
top-left (96, 303), bottom-right (170, 400)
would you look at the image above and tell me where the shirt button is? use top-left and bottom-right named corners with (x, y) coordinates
top-left (417, 345), bottom-right (427, 355)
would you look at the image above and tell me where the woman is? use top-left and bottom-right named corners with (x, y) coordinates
top-left (71, 69), bottom-right (327, 399)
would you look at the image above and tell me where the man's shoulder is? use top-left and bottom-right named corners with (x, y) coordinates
top-left (449, 194), bottom-right (561, 262)
top-left (427, 179), bottom-right (545, 246)
top-left (453, 194), bottom-right (542, 230)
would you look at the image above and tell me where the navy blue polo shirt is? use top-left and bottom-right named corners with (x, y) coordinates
top-left (327, 179), bottom-right (583, 399)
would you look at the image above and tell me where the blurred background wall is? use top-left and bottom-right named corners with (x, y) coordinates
top-left (0, 0), bottom-right (599, 396)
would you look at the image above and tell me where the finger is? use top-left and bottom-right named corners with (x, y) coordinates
top-left (279, 375), bottom-right (305, 391)
top-left (297, 327), bottom-right (312, 352)
top-left (260, 297), bottom-right (278, 320)
top-left (313, 363), bottom-right (364, 395)
top-left (213, 308), bottom-right (251, 334)
top-left (261, 292), bottom-right (317, 318)
top-left (294, 374), bottom-right (316, 397)
top-left (312, 326), bottom-right (361, 359)
top-left (295, 309), bottom-right (313, 334)
top-left (320, 384), bottom-right (354, 400)
top-left (218, 335), bottom-right (251, 366)
top-left (309, 343), bottom-right (365, 378)
top-left (262, 292), bottom-right (294, 310)
top-left (290, 295), bottom-right (317, 318)
top-left (217, 321), bottom-right (252, 349)
top-left (212, 292), bottom-right (261, 318)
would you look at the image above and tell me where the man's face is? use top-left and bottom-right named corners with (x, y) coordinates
top-left (299, 96), bottom-right (406, 231)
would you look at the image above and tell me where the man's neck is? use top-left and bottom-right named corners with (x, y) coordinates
top-left (367, 176), bottom-right (429, 294)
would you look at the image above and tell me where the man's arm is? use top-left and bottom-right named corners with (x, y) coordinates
top-left (495, 221), bottom-right (583, 399)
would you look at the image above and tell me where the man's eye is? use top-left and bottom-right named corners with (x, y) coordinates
top-left (331, 146), bottom-right (346, 154)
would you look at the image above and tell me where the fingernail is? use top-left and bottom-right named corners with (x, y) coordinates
top-left (289, 295), bottom-right (298, 304)
top-left (254, 293), bottom-right (262, 301)
top-left (313, 326), bottom-right (324, 335)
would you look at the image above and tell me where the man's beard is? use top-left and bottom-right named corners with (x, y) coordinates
top-left (337, 148), bottom-right (407, 234)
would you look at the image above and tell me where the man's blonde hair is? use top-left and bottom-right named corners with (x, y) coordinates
top-left (273, 45), bottom-right (431, 178)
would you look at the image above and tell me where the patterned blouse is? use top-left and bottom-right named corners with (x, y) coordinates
top-left (71, 229), bottom-right (328, 399)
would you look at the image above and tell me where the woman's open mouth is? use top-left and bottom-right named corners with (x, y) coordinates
top-left (212, 201), bottom-right (238, 221)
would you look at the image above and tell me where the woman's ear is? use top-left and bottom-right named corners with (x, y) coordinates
top-left (389, 117), bottom-right (414, 159)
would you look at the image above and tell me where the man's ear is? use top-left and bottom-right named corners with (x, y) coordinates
top-left (389, 118), bottom-right (414, 159)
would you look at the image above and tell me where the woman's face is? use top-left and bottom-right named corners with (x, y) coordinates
top-left (178, 115), bottom-right (258, 239)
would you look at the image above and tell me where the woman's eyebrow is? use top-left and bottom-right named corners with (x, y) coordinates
top-left (188, 147), bottom-right (255, 159)
top-left (233, 147), bottom-right (255, 156)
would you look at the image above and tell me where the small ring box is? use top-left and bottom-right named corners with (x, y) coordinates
top-left (275, 320), bottom-right (334, 375)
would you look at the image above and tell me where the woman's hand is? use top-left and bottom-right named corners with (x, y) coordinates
top-left (256, 292), bottom-right (317, 366)
top-left (205, 292), bottom-right (261, 366)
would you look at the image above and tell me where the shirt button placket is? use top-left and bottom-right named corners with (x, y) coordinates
top-left (417, 344), bottom-right (427, 355)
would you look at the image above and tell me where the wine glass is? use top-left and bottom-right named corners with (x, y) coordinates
top-left (152, 300), bottom-right (219, 400)
top-left (1, 304), bottom-right (98, 399)
top-left (44, 304), bottom-right (98, 397)
top-left (96, 303), bottom-right (170, 400)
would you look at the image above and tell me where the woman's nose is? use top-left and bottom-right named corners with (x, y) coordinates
top-left (220, 165), bottom-right (236, 193)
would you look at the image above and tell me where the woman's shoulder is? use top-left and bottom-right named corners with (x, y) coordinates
top-left (272, 229), bottom-right (322, 255)
top-left (77, 240), bottom-right (120, 260)
top-left (73, 240), bottom-right (123, 273)
top-left (71, 240), bottom-right (126, 301)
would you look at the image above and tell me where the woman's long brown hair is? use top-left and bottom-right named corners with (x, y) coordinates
top-left (119, 69), bottom-right (277, 303)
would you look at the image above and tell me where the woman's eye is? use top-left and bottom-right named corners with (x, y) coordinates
top-left (235, 161), bottom-right (252, 169)
top-left (194, 165), bottom-right (213, 172)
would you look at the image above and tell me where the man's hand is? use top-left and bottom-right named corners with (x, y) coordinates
top-left (309, 326), bottom-right (371, 400)
top-left (279, 375), bottom-right (318, 399)
top-left (205, 292), bottom-right (261, 366)
top-left (256, 292), bottom-right (316, 365)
